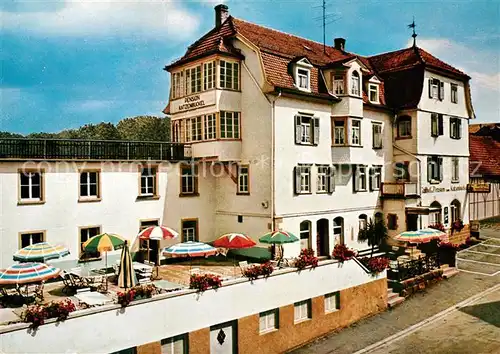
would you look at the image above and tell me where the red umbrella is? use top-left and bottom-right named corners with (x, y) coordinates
top-left (213, 233), bottom-right (256, 249)
top-left (138, 226), bottom-right (179, 240)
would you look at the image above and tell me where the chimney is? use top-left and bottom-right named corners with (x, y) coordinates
top-left (334, 38), bottom-right (346, 51)
top-left (215, 4), bottom-right (229, 28)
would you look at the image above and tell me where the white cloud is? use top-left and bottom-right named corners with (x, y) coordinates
top-left (0, 0), bottom-right (200, 39)
top-left (410, 38), bottom-right (500, 123)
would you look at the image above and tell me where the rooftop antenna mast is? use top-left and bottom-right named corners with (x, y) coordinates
top-left (322, 0), bottom-right (326, 53)
top-left (408, 17), bottom-right (417, 47)
top-left (313, 0), bottom-right (340, 53)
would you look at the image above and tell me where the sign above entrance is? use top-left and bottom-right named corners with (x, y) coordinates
top-left (170, 91), bottom-right (216, 114)
top-left (467, 183), bottom-right (491, 193)
top-left (422, 185), bottom-right (466, 193)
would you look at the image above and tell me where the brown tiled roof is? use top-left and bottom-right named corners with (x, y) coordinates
top-left (417, 48), bottom-right (469, 78)
top-left (163, 102), bottom-right (170, 115)
top-left (469, 135), bottom-right (500, 176)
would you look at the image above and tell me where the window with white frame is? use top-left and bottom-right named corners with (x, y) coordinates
top-left (79, 226), bottom-right (100, 257)
top-left (203, 114), bottom-right (216, 140)
top-left (294, 165), bottom-right (311, 194)
top-left (294, 300), bottom-right (311, 323)
top-left (237, 165), bottom-right (249, 194)
top-left (333, 217), bottom-right (344, 243)
top-left (140, 167), bottom-right (157, 196)
top-left (427, 156), bottom-right (443, 183)
top-left (368, 84), bottom-right (379, 103)
top-left (317, 165), bottom-right (328, 193)
top-left (295, 114), bottom-right (319, 145)
top-left (451, 157), bottom-right (459, 182)
top-left (187, 116), bottom-right (202, 142)
top-left (20, 232), bottom-right (45, 249)
top-left (370, 166), bottom-right (382, 191)
top-left (180, 164), bottom-right (197, 195)
top-left (300, 220), bottom-right (311, 250)
top-left (297, 68), bottom-right (310, 90)
top-left (351, 71), bottom-right (360, 96)
top-left (372, 123), bottom-right (382, 149)
top-left (186, 66), bottom-right (201, 95)
top-left (220, 111), bottom-right (240, 139)
top-left (450, 117), bottom-right (461, 139)
top-left (171, 71), bottom-right (184, 99)
top-left (203, 61), bottom-right (215, 91)
top-left (79, 171), bottom-right (99, 199)
top-left (354, 165), bottom-right (367, 192)
top-left (161, 334), bottom-right (188, 354)
top-left (333, 74), bottom-right (344, 94)
top-left (451, 83), bottom-right (458, 103)
top-left (333, 119), bottom-right (346, 145)
top-left (19, 171), bottom-right (43, 202)
top-left (324, 292), bottom-right (340, 313)
top-left (172, 120), bottom-right (181, 143)
top-left (259, 309), bottom-right (278, 333)
top-left (182, 220), bottom-right (197, 242)
top-left (351, 120), bottom-right (361, 145)
top-left (219, 60), bottom-right (239, 90)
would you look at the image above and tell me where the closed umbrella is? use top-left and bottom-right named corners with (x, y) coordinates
top-left (138, 226), bottom-right (179, 241)
top-left (117, 241), bottom-right (137, 290)
top-left (259, 230), bottom-right (299, 264)
top-left (82, 233), bottom-right (125, 291)
top-left (0, 263), bottom-right (61, 285)
top-left (13, 242), bottom-right (70, 262)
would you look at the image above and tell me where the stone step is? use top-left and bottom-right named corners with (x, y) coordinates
top-left (387, 291), bottom-right (399, 301)
top-left (442, 267), bottom-right (459, 279)
top-left (440, 264), bottom-right (450, 270)
top-left (388, 295), bottom-right (405, 308)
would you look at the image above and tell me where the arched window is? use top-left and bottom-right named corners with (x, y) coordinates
top-left (450, 199), bottom-right (461, 223)
top-left (429, 201), bottom-right (442, 225)
top-left (300, 220), bottom-right (311, 250)
top-left (359, 214), bottom-right (368, 231)
top-left (333, 217), bottom-right (344, 245)
top-left (351, 71), bottom-right (360, 96)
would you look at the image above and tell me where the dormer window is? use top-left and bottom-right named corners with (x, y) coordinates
top-left (368, 84), bottom-right (379, 103)
top-left (351, 71), bottom-right (360, 96)
top-left (297, 68), bottom-right (310, 91)
top-left (333, 74), bottom-right (345, 95)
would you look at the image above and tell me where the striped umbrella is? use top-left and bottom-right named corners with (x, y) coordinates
top-left (394, 228), bottom-right (449, 244)
top-left (162, 241), bottom-right (217, 258)
top-left (117, 241), bottom-right (137, 290)
top-left (0, 263), bottom-right (61, 285)
top-left (13, 242), bottom-right (70, 262)
top-left (138, 226), bottom-right (179, 240)
top-left (213, 233), bottom-right (256, 249)
top-left (259, 230), bottom-right (299, 244)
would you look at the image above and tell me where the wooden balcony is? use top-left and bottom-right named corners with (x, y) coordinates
top-left (381, 182), bottom-right (419, 198)
top-left (0, 138), bottom-right (191, 161)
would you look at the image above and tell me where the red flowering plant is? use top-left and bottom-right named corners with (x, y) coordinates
top-left (22, 300), bottom-right (77, 329)
top-left (189, 274), bottom-right (222, 292)
top-left (295, 248), bottom-right (319, 271)
top-left (438, 241), bottom-right (460, 251)
top-left (332, 244), bottom-right (357, 262)
top-left (361, 257), bottom-right (390, 275)
top-left (451, 219), bottom-right (464, 233)
top-left (117, 289), bottom-right (136, 308)
top-left (22, 304), bottom-right (48, 329)
top-left (242, 262), bottom-right (274, 280)
top-left (428, 223), bottom-right (446, 232)
top-left (117, 284), bottom-right (158, 307)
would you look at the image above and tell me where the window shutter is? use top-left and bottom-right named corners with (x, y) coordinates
top-left (439, 81), bottom-right (444, 101)
top-left (438, 157), bottom-right (444, 181)
top-left (313, 117), bottom-right (320, 145)
top-left (372, 125), bottom-right (376, 148)
top-left (457, 119), bottom-right (462, 138)
top-left (295, 115), bottom-right (302, 144)
top-left (353, 165), bottom-right (359, 192)
top-left (438, 115), bottom-right (444, 135)
top-left (428, 79), bottom-right (433, 98)
top-left (327, 166), bottom-right (335, 193)
top-left (427, 157), bottom-right (432, 182)
top-left (368, 167), bottom-right (374, 191)
top-left (294, 167), bottom-right (301, 194)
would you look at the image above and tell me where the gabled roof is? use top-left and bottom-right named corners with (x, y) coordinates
top-left (469, 135), bottom-right (500, 176)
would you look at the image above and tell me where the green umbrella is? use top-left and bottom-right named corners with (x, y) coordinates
top-left (259, 230), bottom-right (299, 265)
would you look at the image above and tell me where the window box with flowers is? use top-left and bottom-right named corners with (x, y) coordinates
top-left (21, 299), bottom-right (76, 329)
top-left (360, 256), bottom-right (390, 276)
top-left (242, 262), bottom-right (274, 281)
top-left (332, 244), bottom-right (357, 262)
top-left (117, 284), bottom-right (158, 307)
top-left (295, 248), bottom-right (319, 271)
top-left (189, 274), bottom-right (222, 292)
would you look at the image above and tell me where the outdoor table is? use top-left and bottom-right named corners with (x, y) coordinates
top-left (75, 292), bottom-right (112, 307)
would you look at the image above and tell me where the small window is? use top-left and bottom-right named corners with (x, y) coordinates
top-left (431, 113), bottom-right (444, 137)
top-left (429, 78), bottom-right (443, 100)
top-left (427, 156), bottom-right (443, 183)
top-left (203, 61), bottom-right (215, 91)
top-left (259, 309), bottom-right (279, 333)
top-left (450, 117), bottom-right (461, 139)
top-left (182, 219), bottom-right (198, 242)
top-left (397, 116), bottom-right (411, 138)
top-left (451, 83), bottom-right (458, 103)
top-left (354, 165), bottom-right (367, 192)
top-left (139, 166), bottom-right (157, 197)
top-left (333, 74), bottom-right (344, 94)
top-left (387, 214), bottom-right (398, 230)
top-left (161, 334), bottom-right (188, 354)
top-left (316, 165), bottom-right (328, 193)
top-left (451, 157), bottom-right (459, 182)
top-left (79, 226), bottom-right (101, 258)
top-left (204, 114), bottom-right (216, 140)
top-left (294, 300), bottom-right (311, 323)
top-left (297, 68), bottom-right (310, 90)
top-left (186, 116), bottom-right (202, 142)
top-left (333, 119), bottom-right (346, 145)
top-left (186, 65), bottom-right (202, 95)
top-left (294, 165), bottom-right (312, 194)
top-left (368, 84), bottom-right (379, 103)
top-left (324, 292), bottom-right (340, 313)
top-left (370, 166), bottom-right (382, 191)
top-left (300, 220), bottom-right (311, 249)
top-left (237, 165), bottom-right (250, 194)
top-left (358, 215), bottom-right (368, 232)
top-left (351, 120), bottom-right (361, 146)
top-left (171, 71), bottom-right (184, 99)
top-left (220, 111), bottom-right (240, 139)
top-left (79, 171), bottom-right (100, 200)
top-left (351, 71), bottom-right (360, 96)
top-left (180, 164), bottom-right (198, 196)
top-left (372, 123), bottom-right (382, 149)
top-left (19, 231), bottom-right (45, 249)
top-left (19, 170), bottom-right (43, 203)
top-left (172, 120), bottom-right (181, 143)
top-left (333, 217), bottom-right (344, 243)
top-left (219, 60), bottom-right (239, 90)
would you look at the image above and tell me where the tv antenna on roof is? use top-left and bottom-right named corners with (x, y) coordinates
top-left (313, 0), bottom-right (341, 53)
top-left (408, 17), bottom-right (417, 47)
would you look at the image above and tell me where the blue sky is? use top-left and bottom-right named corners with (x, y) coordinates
top-left (1, 0), bottom-right (499, 134)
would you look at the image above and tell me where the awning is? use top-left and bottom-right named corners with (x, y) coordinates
top-left (406, 206), bottom-right (441, 215)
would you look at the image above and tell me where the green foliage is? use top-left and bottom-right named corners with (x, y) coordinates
top-left (358, 217), bottom-right (388, 257)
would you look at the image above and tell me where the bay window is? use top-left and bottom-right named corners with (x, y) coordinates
top-left (351, 120), bottom-right (361, 145)
top-left (203, 61), bottom-right (215, 90)
top-left (333, 74), bottom-right (345, 94)
top-left (203, 114), bottom-right (216, 140)
top-left (333, 119), bottom-right (346, 145)
top-left (220, 111), bottom-right (240, 139)
top-left (351, 71), bottom-right (360, 96)
top-left (219, 60), bottom-right (239, 90)
top-left (186, 66), bottom-right (201, 95)
top-left (171, 71), bottom-right (184, 99)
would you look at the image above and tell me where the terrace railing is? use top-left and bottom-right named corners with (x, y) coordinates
top-left (381, 182), bottom-right (419, 198)
top-left (0, 138), bottom-right (191, 161)
top-left (388, 254), bottom-right (440, 282)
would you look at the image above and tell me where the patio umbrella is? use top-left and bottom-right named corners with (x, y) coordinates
top-left (214, 233), bottom-right (256, 275)
top-left (138, 226), bottom-right (179, 241)
top-left (394, 228), bottom-right (449, 244)
top-left (13, 242), bottom-right (70, 263)
top-left (82, 233), bottom-right (125, 291)
top-left (259, 230), bottom-right (299, 263)
top-left (162, 241), bottom-right (217, 258)
top-left (0, 263), bottom-right (61, 285)
top-left (117, 241), bottom-right (137, 290)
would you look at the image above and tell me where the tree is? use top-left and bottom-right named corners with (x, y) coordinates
top-left (358, 217), bottom-right (388, 257)
top-left (76, 123), bottom-right (121, 140)
top-left (117, 116), bottom-right (170, 142)
top-left (0, 132), bottom-right (24, 138)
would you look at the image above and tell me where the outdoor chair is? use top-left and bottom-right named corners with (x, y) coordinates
top-left (70, 273), bottom-right (91, 289)
top-left (25, 282), bottom-right (44, 301)
top-left (238, 261), bottom-right (248, 273)
top-left (61, 272), bottom-right (79, 294)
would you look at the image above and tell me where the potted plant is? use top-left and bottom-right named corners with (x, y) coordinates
top-left (451, 219), bottom-right (464, 233)
top-left (357, 218), bottom-right (388, 258)
top-left (332, 244), bottom-right (357, 262)
top-left (295, 248), bottom-right (318, 271)
top-left (242, 262), bottom-right (274, 280)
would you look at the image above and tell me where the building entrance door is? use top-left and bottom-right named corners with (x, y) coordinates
top-left (316, 219), bottom-right (329, 256)
top-left (210, 321), bottom-right (237, 354)
top-left (407, 214), bottom-right (418, 231)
